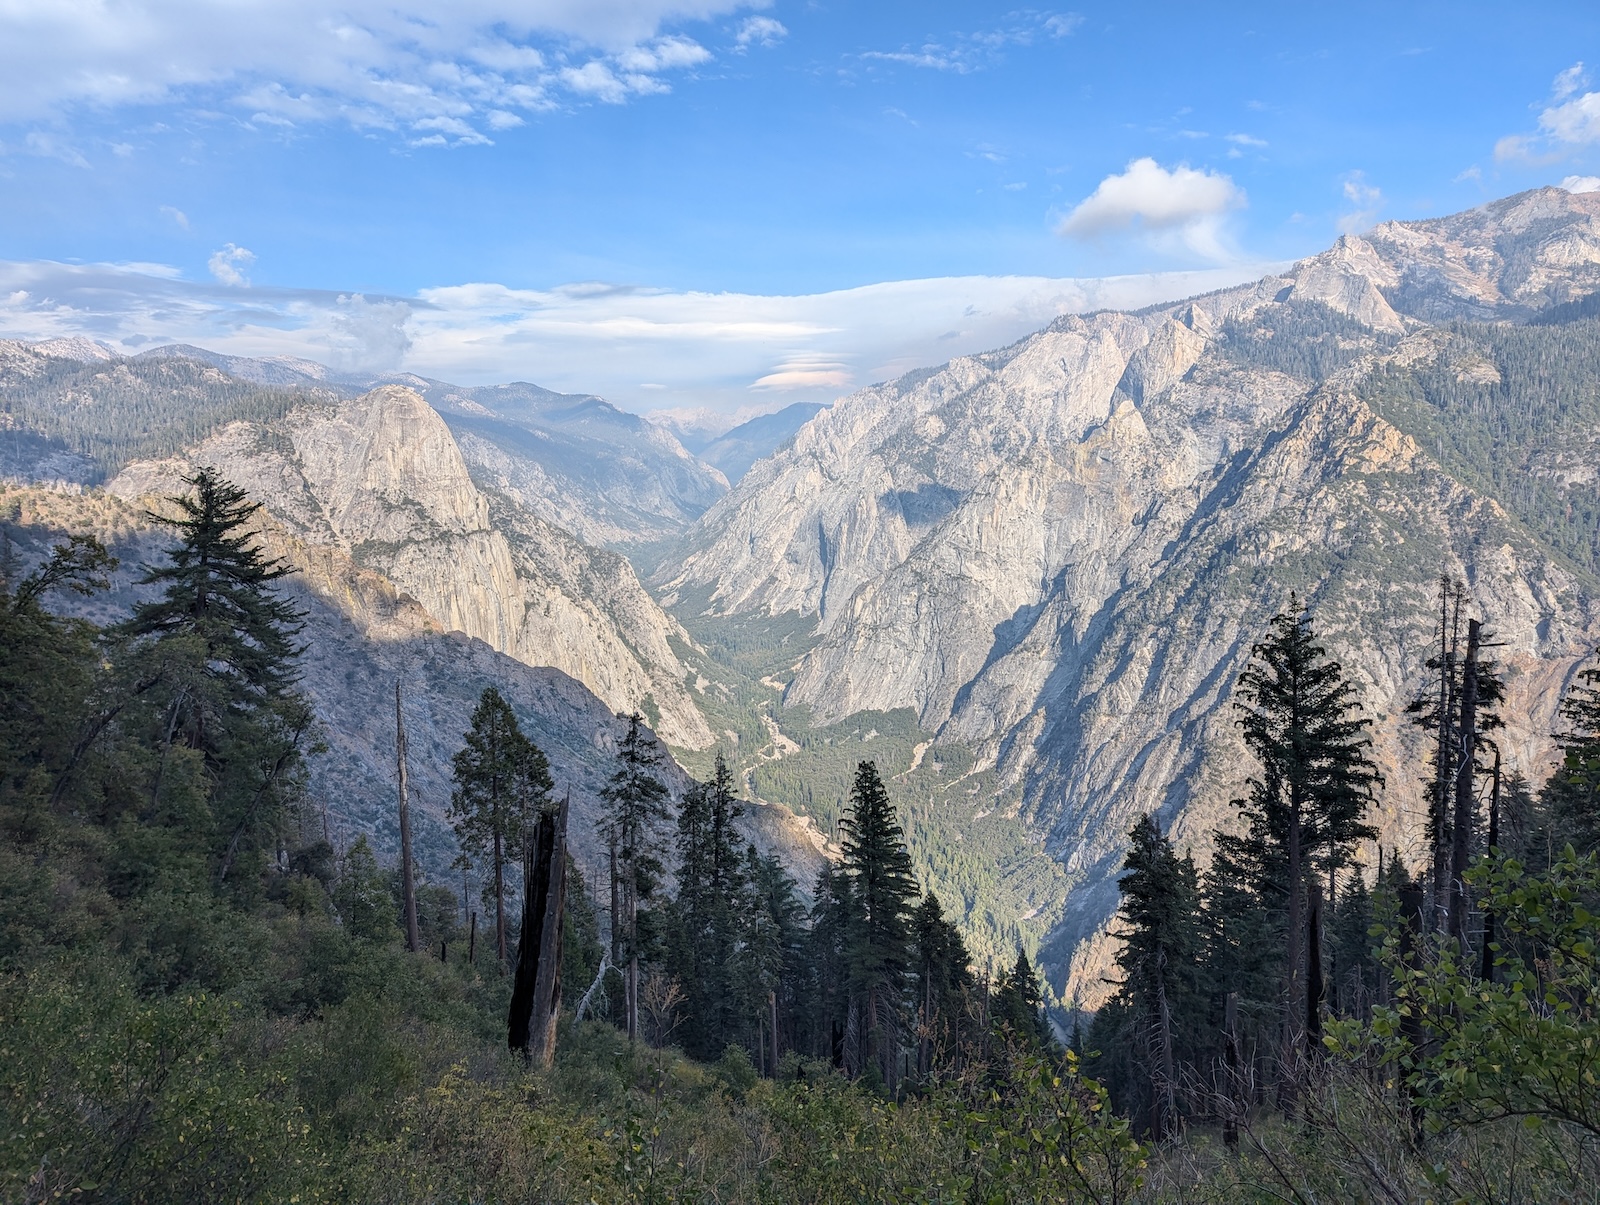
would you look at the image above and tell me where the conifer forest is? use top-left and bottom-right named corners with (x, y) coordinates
top-left (3, 465), bottom-right (1600, 1203)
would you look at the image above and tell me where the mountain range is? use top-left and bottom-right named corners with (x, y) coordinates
top-left (5, 185), bottom-right (1600, 1008)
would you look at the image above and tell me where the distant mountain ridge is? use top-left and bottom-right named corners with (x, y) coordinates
top-left (664, 187), bottom-right (1600, 1002)
top-left (8, 187), bottom-right (1600, 1008)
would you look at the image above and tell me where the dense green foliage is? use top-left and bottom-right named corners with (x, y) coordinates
top-left (8, 468), bottom-right (1600, 1200)
top-left (1, 354), bottom-right (311, 480)
top-left (1359, 317), bottom-right (1600, 578)
top-left (1219, 297), bottom-right (1400, 381)
top-left (449, 686), bottom-right (553, 964)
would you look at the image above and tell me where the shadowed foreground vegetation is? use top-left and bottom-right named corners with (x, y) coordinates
top-left (5, 473), bottom-right (1600, 1202)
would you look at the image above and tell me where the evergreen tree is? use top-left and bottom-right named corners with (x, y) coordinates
top-left (0, 535), bottom-right (114, 826)
top-left (600, 711), bottom-right (672, 1042)
top-left (449, 687), bottom-right (542, 965)
top-left (1225, 598), bottom-right (1380, 1085)
top-left (732, 845), bottom-right (804, 1073)
top-left (668, 754), bottom-right (748, 1059)
top-left (805, 862), bottom-right (853, 1066)
top-left (747, 850), bottom-right (807, 1069)
top-left (838, 760), bottom-right (919, 1091)
top-left (912, 892), bottom-right (974, 1079)
top-left (125, 468), bottom-right (303, 707)
top-left (1546, 648), bottom-right (1600, 851)
top-left (121, 469), bottom-right (314, 883)
top-left (1108, 814), bottom-right (1199, 1140)
top-left (991, 949), bottom-right (1052, 1052)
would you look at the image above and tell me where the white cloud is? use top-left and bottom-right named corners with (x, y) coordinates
top-left (410, 115), bottom-right (492, 146)
top-left (1057, 157), bottom-right (1245, 261)
top-left (734, 16), bottom-right (786, 49)
top-left (1561, 174), bottom-right (1600, 193)
top-left (0, 257), bottom-right (1279, 413)
top-left (160, 205), bottom-right (190, 229)
top-left (1225, 133), bottom-right (1267, 147)
top-left (0, 0), bottom-right (758, 132)
top-left (207, 244), bottom-right (256, 286)
top-left (323, 293), bottom-right (413, 371)
top-left (1554, 62), bottom-right (1589, 101)
top-left (1497, 63), bottom-right (1600, 163)
top-left (1338, 170), bottom-right (1383, 233)
top-left (21, 131), bottom-right (89, 168)
top-left (1044, 14), bottom-right (1084, 37)
top-left (1541, 88), bottom-right (1600, 145)
top-left (616, 36), bottom-right (711, 72)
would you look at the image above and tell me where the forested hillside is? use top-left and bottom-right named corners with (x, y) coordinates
top-left (4, 467), bottom-right (1600, 1201)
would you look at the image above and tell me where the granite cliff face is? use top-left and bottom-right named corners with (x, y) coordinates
top-left (121, 348), bottom-right (728, 548)
top-left (1, 486), bottom-right (824, 890)
top-left (666, 188), bottom-right (1600, 1002)
top-left (107, 385), bottom-right (712, 749)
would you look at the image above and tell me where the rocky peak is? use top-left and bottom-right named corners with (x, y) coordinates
top-left (300, 385), bottom-right (491, 545)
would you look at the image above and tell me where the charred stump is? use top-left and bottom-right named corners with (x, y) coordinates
top-left (509, 793), bottom-right (569, 1067)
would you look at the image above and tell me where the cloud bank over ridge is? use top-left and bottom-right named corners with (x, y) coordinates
top-left (0, 258), bottom-right (1275, 410)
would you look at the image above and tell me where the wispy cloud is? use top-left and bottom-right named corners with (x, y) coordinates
top-left (207, 244), bottom-right (255, 286)
top-left (159, 206), bottom-right (191, 230)
top-left (1496, 62), bottom-right (1600, 164)
top-left (734, 16), bottom-right (786, 50)
top-left (1058, 157), bottom-right (1246, 262)
top-left (861, 11), bottom-right (1081, 74)
top-left (0, 0), bottom-right (755, 146)
top-left (0, 258), bottom-right (1278, 411)
top-left (1338, 170), bottom-right (1383, 233)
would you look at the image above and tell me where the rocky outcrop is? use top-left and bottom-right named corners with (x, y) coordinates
top-left (666, 187), bottom-right (1600, 1004)
top-left (108, 385), bottom-right (712, 749)
top-left (3, 486), bottom-right (818, 889)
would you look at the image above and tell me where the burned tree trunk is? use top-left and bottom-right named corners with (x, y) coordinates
top-left (1448, 619), bottom-right (1481, 950)
top-left (1304, 878), bottom-right (1325, 1065)
top-left (509, 792), bottom-right (569, 1067)
top-left (1482, 745), bottom-right (1502, 983)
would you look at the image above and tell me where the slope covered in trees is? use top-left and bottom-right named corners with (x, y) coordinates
top-left (5, 471), bottom-right (1600, 1200)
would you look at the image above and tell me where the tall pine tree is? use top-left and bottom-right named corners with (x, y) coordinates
top-left (668, 753), bottom-right (749, 1059)
top-left (839, 760), bottom-right (919, 1093)
top-left (122, 468), bottom-right (313, 883)
top-left (1109, 813), bottom-right (1199, 1140)
top-left (1226, 598), bottom-right (1380, 1089)
top-left (449, 687), bottom-right (544, 965)
top-left (601, 711), bottom-right (672, 1043)
top-left (912, 892), bottom-right (974, 1079)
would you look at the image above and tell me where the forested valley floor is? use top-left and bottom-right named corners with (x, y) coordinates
top-left (5, 470), bottom-right (1600, 1204)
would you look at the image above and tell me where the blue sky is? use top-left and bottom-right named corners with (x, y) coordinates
top-left (2, 1), bottom-right (1598, 414)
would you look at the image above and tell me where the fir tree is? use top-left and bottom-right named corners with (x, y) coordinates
top-left (912, 891), bottom-right (974, 1079)
top-left (668, 754), bottom-right (748, 1058)
top-left (125, 468), bottom-right (304, 708)
top-left (839, 760), bottom-right (919, 1091)
top-left (1547, 648), bottom-right (1600, 851)
top-left (1109, 814), bottom-right (1199, 1140)
top-left (1226, 597), bottom-right (1380, 1086)
top-left (121, 469), bottom-right (313, 882)
top-left (600, 711), bottom-right (672, 1042)
top-left (745, 850), bottom-right (807, 1070)
top-left (449, 687), bottom-right (542, 965)
top-left (0, 535), bottom-right (114, 826)
top-left (806, 861), bottom-right (853, 1066)
top-left (991, 949), bottom-right (1052, 1052)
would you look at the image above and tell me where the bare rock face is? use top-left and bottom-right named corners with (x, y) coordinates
top-left (667, 187), bottom-right (1600, 1004)
top-left (109, 385), bottom-right (712, 749)
top-left (2, 487), bottom-right (819, 891)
